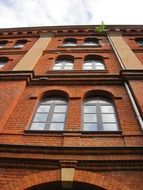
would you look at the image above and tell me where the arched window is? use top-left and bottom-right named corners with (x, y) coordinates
top-left (83, 56), bottom-right (105, 70)
top-left (0, 40), bottom-right (7, 48)
top-left (13, 39), bottom-right (27, 48)
top-left (30, 96), bottom-right (68, 131)
top-left (83, 38), bottom-right (99, 46)
top-left (0, 57), bottom-right (9, 69)
top-left (62, 38), bottom-right (77, 46)
top-left (83, 97), bottom-right (118, 131)
top-left (135, 38), bottom-right (143, 46)
top-left (53, 57), bottom-right (74, 70)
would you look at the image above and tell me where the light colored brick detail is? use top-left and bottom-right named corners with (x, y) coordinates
top-left (109, 35), bottom-right (143, 69)
top-left (61, 168), bottom-right (75, 189)
top-left (13, 33), bottom-right (52, 71)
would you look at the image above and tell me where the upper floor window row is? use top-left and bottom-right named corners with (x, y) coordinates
top-left (0, 39), bottom-right (27, 49)
top-left (62, 38), bottom-right (100, 47)
top-left (29, 95), bottom-right (119, 132)
top-left (52, 55), bottom-right (105, 71)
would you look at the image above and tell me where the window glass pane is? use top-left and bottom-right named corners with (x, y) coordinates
top-left (50, 123), bottom-right (64, 131)
top-left (84, 114), bottom-right (97, 122)
top-left (14, 43), bottom-right (24, 48)
top-left (54, 105), bottom-right (67, 112)
top-left (37, 105), bottom-right (50, 112)
top-left (95, 65), bottom-right (105, 70)
top-left (83, 66), bottom-right (92, 70)
top-left (102, 114), bottom-right (116, 122)
top-left (98, 100), bottom-right (110, 104)
top-left (84, 63), bottom-right (92, 66)
top-left (64, 66), bottom-right (73, 70)
top-left (54, 100), bottom-right (67, 104)
top-left (65, 63), bottom-right (73, 66)
top-left (83, 123), bottom-right (98, 131)
top-left (53, 67), bottom-right (61, 70)
top-left (33, 113), bottom-right (48, 122)
top-left (103, 123), bottom-right (118, 131)
top-left (30, 123), bottom-right (45, 130)
top-left (55, 63), bottom-right (62, 66)
top-left (84, 106), bottom-right (96, 113)
top-left (0, 63), bottom-right (6, 68)
top-left (52, 113), bottom-right (65, 122)
top-left (85, 100), bottom-right (97, 104)
top-left (0, 44), bottom-right (5, 48)
top-left (41, 99), bottom-right (53, 104)
top-left (63, 42), bottom-right (76, 46)
top-left (101, 106), bottom-right (114, 113)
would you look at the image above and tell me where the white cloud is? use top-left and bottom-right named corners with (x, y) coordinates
top-left (0, 0), bottom-right (143, 28)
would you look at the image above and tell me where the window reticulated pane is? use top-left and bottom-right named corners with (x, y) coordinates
top-left (30, 97), bottom-right (67, 131)
top-left (83, 59), bottom-right (105, 70)
top-left (83, 98), bottom-right (118, 131)
top-left (84, 38), bottom-right (99, 46)
top-left (53, 59), bottom-right (73, 70)
top-left (63, 38), bottom-right (77, 46)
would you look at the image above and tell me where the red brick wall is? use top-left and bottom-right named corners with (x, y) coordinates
top-left (0, 37), bottom-right (38, 70)
top-left (0, 84), bottom-right (142, 147)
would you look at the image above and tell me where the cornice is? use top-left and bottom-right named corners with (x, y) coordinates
top-left (1, 70), bottom-right (143, 85)
top-left (0, 143), bottom-right (142, 155)
top-left (0, 70), bottom-right (143, 85)
top-left (0, 49), bottom-right (28, 55)
top-left (0, 144), bottom-right (142, 171)
top-left (44, 49), bottom-right (112, 54)
top-left (120, 70), bottom-right (143, 80)
top-left (0, 25), bottom-right (143, 38)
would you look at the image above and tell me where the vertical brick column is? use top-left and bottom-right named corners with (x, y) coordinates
top-left (108, 33), bottom-right (143, 70)
top-left (13, 33), bottom-right (53, 71)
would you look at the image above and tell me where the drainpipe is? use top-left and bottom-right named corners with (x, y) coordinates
top-left (108, 35), bottom-right (143, 130)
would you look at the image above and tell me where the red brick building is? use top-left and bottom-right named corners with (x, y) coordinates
top-left (0, 25), bottom-right (143, 190)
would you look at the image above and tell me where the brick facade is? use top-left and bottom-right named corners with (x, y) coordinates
top-left (0, 25), bottom-right (143, 190)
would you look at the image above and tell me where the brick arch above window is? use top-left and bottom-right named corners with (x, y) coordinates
top-left (3, 169), bottom-right (130, 190)
top-left (40, 89), bottom-right (70, 101)
top-left (83, 89), bottom-right (115, 101)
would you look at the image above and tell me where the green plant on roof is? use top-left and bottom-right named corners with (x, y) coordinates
top-left (95, 21), bottom-right (106, 33)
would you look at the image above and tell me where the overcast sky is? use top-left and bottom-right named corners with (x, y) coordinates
top-left (0, 0), bottom-right (143, 28)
